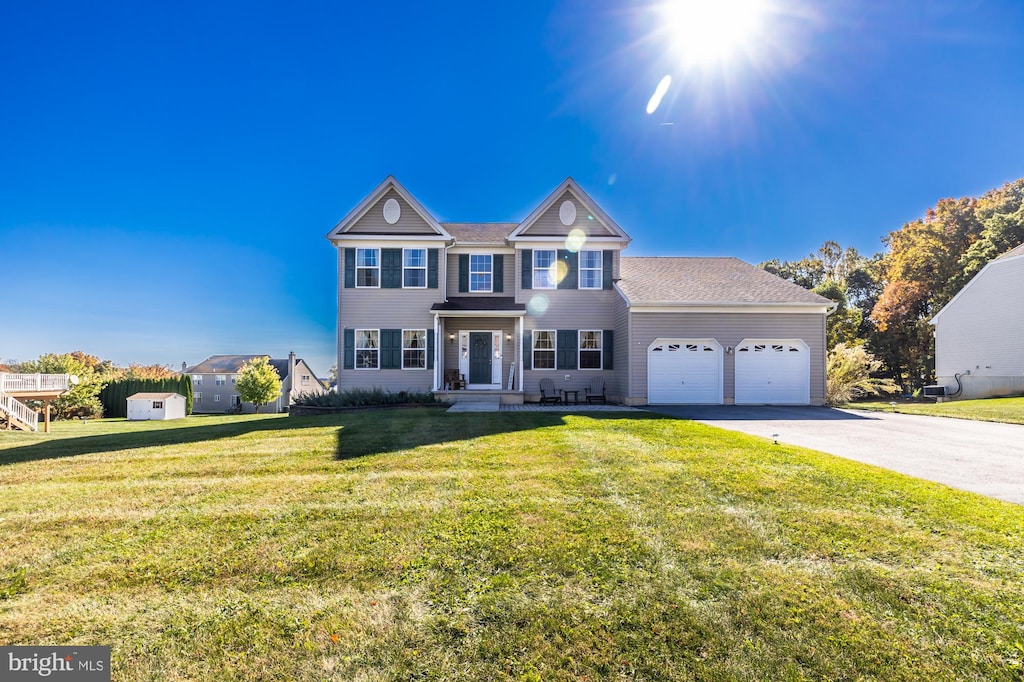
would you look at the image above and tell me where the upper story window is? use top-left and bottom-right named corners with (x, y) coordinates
top-left (470, 254), bottom-right (492, 292)
top-left (356, 329), bottom-right (379, 369)
top-left (533, 250), bottom-right (556, 289)
top-left (533, 330), bottom-right (556, 370)
top-left (191, 375), bottom-right (202, 385)
top-left (215, 375), bottom-right (226, 386)
top-left (356, 248), bottom-right (380, 287)
top-left (579, 250), bottom-right (603, 289)
top-left (403, 330), bottom-right (427, 369)
top-left (301, 375), bottom-right (311, 386)
top-left (404, 249), bottom-right (427, 288)
top-left (195, 392), bottom-right (203, 402)
top-left (579, 330), bottom-right (602, 369)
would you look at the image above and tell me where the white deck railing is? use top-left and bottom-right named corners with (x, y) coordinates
top-left (0, 391), bottom-right (39, 430)
top-left (0, 373), bottom-right (71, 392)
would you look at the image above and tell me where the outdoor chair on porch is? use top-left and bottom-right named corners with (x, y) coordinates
top-left (444, 369), bottom-right (466, 390)
top-left (585, 376), bottom-right (607, 404)
top-left (538, 377), bottom-right (561, 404)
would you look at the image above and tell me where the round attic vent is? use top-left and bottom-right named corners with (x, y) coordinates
top-left (559, 200), bottom-right (577, 226)
top-left (383, 198), bottom-right (401, 224)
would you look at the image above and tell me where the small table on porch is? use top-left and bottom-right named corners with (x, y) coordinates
top-left (561, 389), bottom-right (580, 405)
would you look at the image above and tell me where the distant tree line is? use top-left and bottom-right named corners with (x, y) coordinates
top-left (761, 178), bottom-right (1024, 394)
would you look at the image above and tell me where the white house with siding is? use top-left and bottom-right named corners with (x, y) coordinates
top-left (327, 176), bottom-right (833, 405)
top-left (127, 392), bottom-right (186, 421)
top-left (930, 243), bottom-right (1024, 400)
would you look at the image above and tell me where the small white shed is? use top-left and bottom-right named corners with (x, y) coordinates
top-left (127, 392), bottom-right (187, 421)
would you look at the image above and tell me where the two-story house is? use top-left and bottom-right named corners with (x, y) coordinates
top-left (327, 177), bottom-right (833, 405)
top-left (185, 352), bottom-right (326, 413)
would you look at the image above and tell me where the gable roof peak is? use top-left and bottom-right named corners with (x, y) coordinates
top-left (326, 176), bottom-right (452, 241)
top-left (508, 178), bottom-right (631, 242)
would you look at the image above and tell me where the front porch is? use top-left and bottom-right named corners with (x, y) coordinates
top-left (432, 297), bottom-right (526, 403)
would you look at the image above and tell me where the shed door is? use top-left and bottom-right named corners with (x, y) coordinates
top-left (734, 340), bottom-right (810, 404)
top-left (647, 339), bottom-right (722, 404)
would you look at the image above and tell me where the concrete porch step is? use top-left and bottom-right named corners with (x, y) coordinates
top-left (445, 397), bottom-right (501, 412)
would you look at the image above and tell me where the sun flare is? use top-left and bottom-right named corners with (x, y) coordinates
top-left (660, 0), bottom-right (771, 66)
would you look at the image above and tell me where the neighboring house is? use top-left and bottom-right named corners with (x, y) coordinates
top-left (127, 392), bottom-right (186, 421)
top-left (326, 177), bottom-right (833, 405)
top-left (929, 243), bottom-right (1024, 400)
top-left (184, 352), bottom-right (326, 413)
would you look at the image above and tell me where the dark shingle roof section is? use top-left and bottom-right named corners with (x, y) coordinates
top-left (431, 297), bottom-right (526, 312)
top-left (185, 355), bottom-right (305, 377)
top-left (618, 257), bottom-right (833, 305)
top-left (441, 222), bottom-right (518, 244)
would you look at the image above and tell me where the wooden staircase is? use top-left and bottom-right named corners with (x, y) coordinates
top-left (0, 373), bottom-right (73, 433)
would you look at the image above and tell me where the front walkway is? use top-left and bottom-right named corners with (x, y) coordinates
top-left (502, 403), bottom-right (643, 412)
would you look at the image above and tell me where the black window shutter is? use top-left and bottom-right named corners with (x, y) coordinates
top-left (557, 330), bottom-right (578, 370)
top-left (427, 330), bottom-right (435, 369)
top-left (521, 249), bottom-right (532, 289)
top-left (603, 330), bottom-right (614, 369)
top-left (459, 254), bottom-right (469, 293)
top-left (428, 249), bottom-right (439, 289)
top-left (381, 329), bottom-right (402, 369)
top-left (344, 249), bottom-right (355, 288)
top-left (382, 249), bottom-right (402, 288)
top-left (523, 331), bottom-right (532, 370)
top-left (558, 250), bottom-right (578, 290)
top-left (603, 250), bottom-right (614, 290)
top-left (493, 254), bottom-right (504, 293)
top-left (343, 329), bottom-right (354, 369)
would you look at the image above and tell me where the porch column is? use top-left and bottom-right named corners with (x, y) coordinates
top-left (433, 313), bottom-right (441, 391)
top-left (518, 316), bottom-right (524, 394)
top-left (44, 400), bottom-right (51, 433)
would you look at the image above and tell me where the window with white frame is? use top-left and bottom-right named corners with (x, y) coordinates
top-left (152, 401), bottom-right (163, 409)
top-left (356, 329), bottom-right (379, 369)
top-left (356, 248), bottom-right (380, 287)
top-left (402, 330), bottom-right (426, 369)
top-left (215, 375), bottom-right (226, 386)
top-left (195, 392), bottom-right (202, 402)
top-left (533, 250), bottom-right (556, 289)
top-left (533, 330), bottom-right (556, 369)
top-left (579, 250), bottom-right (602, 289)
top-left (301, 375), bottom-right (311, 386)
top-left (404, 248), bottom-right (427, 288)
top-left (191, 375), bottom-right (202, 385)
top-left (470, 254), bottom-right (492, 292)
top-left (214, 394), bottom-right (221, 402)
top-left (579, 330), bottom-right (602, 369)
top-left (231, 395), bottom-right (241, 407)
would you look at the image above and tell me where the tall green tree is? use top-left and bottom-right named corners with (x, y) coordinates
top-left (19, 352), bottom-right (108, 419)
top-left (235, 356), bottom-right (282, 413)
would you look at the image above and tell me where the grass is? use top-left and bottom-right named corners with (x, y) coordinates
top-left (850, 396), bottom-right (1024, 425)
top-left (1, 410), bottom-right (1023, 681)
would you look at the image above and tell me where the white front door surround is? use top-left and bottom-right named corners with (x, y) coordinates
top-left (459, 330), bottom-right (503, 388)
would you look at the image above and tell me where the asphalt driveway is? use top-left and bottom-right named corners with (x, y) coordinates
top-left (645, 405), bottom-right (1024, 506)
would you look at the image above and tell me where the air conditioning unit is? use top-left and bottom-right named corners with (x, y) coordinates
top-left (923, 385), bottom-right (947, 398)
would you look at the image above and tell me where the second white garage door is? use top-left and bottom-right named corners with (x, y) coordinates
top-left (648, 339), bottom-right (723, 404)
top-left (735, 339), bottom-right (810, 404)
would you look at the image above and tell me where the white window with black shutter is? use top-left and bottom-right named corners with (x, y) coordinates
top-left (402, 330), bottom-right (427, 369)
top-left (403, 249), bottom-right (426, 288)
top-left (579, 330), bottom-right (602, 369)
top-left (533, 331), bottom-right (556, 370)
top-left (533, 250), bottom-right (557, 289)
top-left (356, 248), bottom-right (380, 288)
top-left (470, 255), bottom-right (492, 292)
top-left (579, 251), bottom-right (603, 289)
top-left (356, 329), bottom-right (380, 369)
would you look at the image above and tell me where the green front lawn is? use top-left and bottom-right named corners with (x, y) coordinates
top-left (850, 396), bottom-right (1024, 425)
top-left (1, 411), bottom-right (1022, 680)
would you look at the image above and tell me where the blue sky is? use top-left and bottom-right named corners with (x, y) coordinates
top-left (3, 0), bottom-right (1023, 376)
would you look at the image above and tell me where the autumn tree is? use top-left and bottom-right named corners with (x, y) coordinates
top-left (19, 352), bottom-right (107, 419)
top-left (235, 356), bottom-right (282, 413)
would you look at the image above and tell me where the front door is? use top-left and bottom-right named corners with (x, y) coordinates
top-left (469, 332), bottom-right (492, 385)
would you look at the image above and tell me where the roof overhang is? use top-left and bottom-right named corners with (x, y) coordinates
top-left (433, 310), bottom-right (527, 318)
top-left (627, 303), bottom-right (833, 314)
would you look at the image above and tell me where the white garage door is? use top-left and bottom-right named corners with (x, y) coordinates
top-left (648, 339), bottom-right (722, 404)
top-left (735, 340), bottom-right (810, 404)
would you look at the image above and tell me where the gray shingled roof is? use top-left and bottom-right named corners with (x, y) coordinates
top-left (996, 243), bottom-right (1024, 260)
top-left (441, 223), bottom-right (517, 244)
top-left (618, 257), bottom-right (833, 305)
top-left (185, 355), bottom-right (266, 374)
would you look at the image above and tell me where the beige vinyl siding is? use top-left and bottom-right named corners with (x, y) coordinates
top-left (190, 373), bottom-right (238, 413)
top-left (627, 311), bottom-right (826, 403)
top-left (446, 250), bottom-right (515, 297)
top-left (518, 191), bottom-right (618, 237)
top-left (612, 293), bottom-right (631, 403)
top-left (934, 256), bottom-right (1024, 399)
top-left (514, 249), bottom-right (620, 302)
top-left (441, 319), bottom-right (518, 388)
top-left (345, 189), bottom-right (438, 235)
